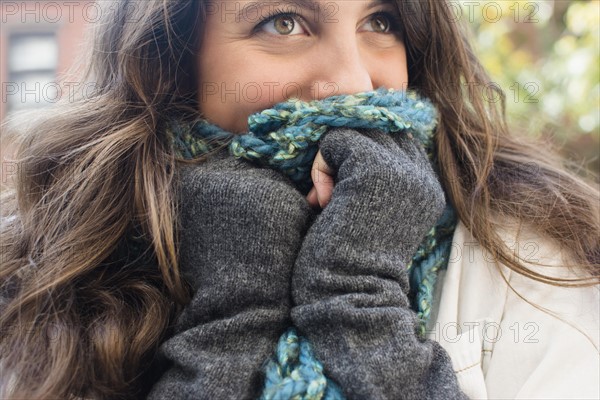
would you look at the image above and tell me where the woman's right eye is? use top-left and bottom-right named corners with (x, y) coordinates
top-left (254, 12), bottom-right (307, 36)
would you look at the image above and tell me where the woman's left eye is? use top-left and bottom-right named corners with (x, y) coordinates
top-left (254, 12), bottom-right (306, 36)
top-left (362, 12), bottom-right (401, 34)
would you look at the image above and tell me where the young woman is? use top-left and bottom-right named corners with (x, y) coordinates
top-left (1, 1), bottom-right (597, 399)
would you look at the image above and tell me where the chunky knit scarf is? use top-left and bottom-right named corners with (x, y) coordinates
top-left (165, 87), bottom-right (458, 400)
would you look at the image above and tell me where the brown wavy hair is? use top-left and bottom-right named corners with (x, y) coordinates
top-left (1, 0), bottom-right (598, 398)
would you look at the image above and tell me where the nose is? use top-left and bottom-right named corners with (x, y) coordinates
top-left (300, 36), bottom-right (375, 101)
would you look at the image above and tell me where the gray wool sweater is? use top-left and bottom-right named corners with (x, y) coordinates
top-left (146, 128), bottom-right (467, 400)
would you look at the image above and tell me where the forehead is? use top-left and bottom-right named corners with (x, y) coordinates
top-left (204, 0), bottom-right (399, 21)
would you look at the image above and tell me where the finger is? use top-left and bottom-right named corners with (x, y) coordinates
top-left (312, 150), bottom-right (335, 177)
top-left (316, 177), bottom-right (333, 209)
top-left (306, 186), bottom-right (320, 209)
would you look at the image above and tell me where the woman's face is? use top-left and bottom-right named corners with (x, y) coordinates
top-left (197, 0), bottom-right (408, 133)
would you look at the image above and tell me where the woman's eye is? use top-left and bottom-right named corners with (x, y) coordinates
top-left (256, 12), bottom-right (305, 36)
top-left (362, 12), bottom-right (400, 34)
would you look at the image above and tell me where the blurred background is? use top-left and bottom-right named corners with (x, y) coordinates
top-left (1, 0), bottom-right (599, 190)
top-left (460, 0), bottom-right (599, 178)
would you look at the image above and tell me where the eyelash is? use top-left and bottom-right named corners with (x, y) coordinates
top-left (252, 8), bottom-right (403, 35)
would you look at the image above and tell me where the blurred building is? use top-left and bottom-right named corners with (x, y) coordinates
top-left (1, 0), bottom-right (94, 121)
top-left (1, 0), bottom-right (93, 188)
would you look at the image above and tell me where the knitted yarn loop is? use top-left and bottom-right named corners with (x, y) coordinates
top-left (165, 87), bottom-right (458, 400)
top-left (260, 329), bottom-right (344, 400)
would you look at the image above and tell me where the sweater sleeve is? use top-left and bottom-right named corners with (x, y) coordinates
top-left (147, 150), bottom-right (314, 400)
top-left (291, 128), bottom-right (467, 399)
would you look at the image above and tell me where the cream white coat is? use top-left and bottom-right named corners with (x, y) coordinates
top-left (430, 221), bottom-right (600, 399)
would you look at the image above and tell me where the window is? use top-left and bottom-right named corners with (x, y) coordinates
top-left (7, 32), bottom-right (58, 112)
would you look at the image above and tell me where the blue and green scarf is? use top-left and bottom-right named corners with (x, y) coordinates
top-left (166, 87), bottom-right (458, 400)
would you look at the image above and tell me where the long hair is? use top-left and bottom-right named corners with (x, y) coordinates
top-left (1, 0), bottom-right (205, 398)
top-left (0, 0), bottom-right (598, 399)
top-left (397, 0), bottom-right (598, 283)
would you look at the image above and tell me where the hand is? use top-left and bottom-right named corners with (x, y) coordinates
top-left (290, 128), bottom-right (464, 400)
top-left (176, 153), bottom-right (314, 319)
top-left (312, 127), bottom-right (446, 260)
top-left (149, 151), bottom-right (315, 400)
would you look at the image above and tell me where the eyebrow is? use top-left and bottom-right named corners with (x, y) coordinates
top-left (236, 0), bottom-right (316, 21)
top-left (364, 0), bottom-right (394, 12)
top-left (236, 0), bottom-right (393, 22)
